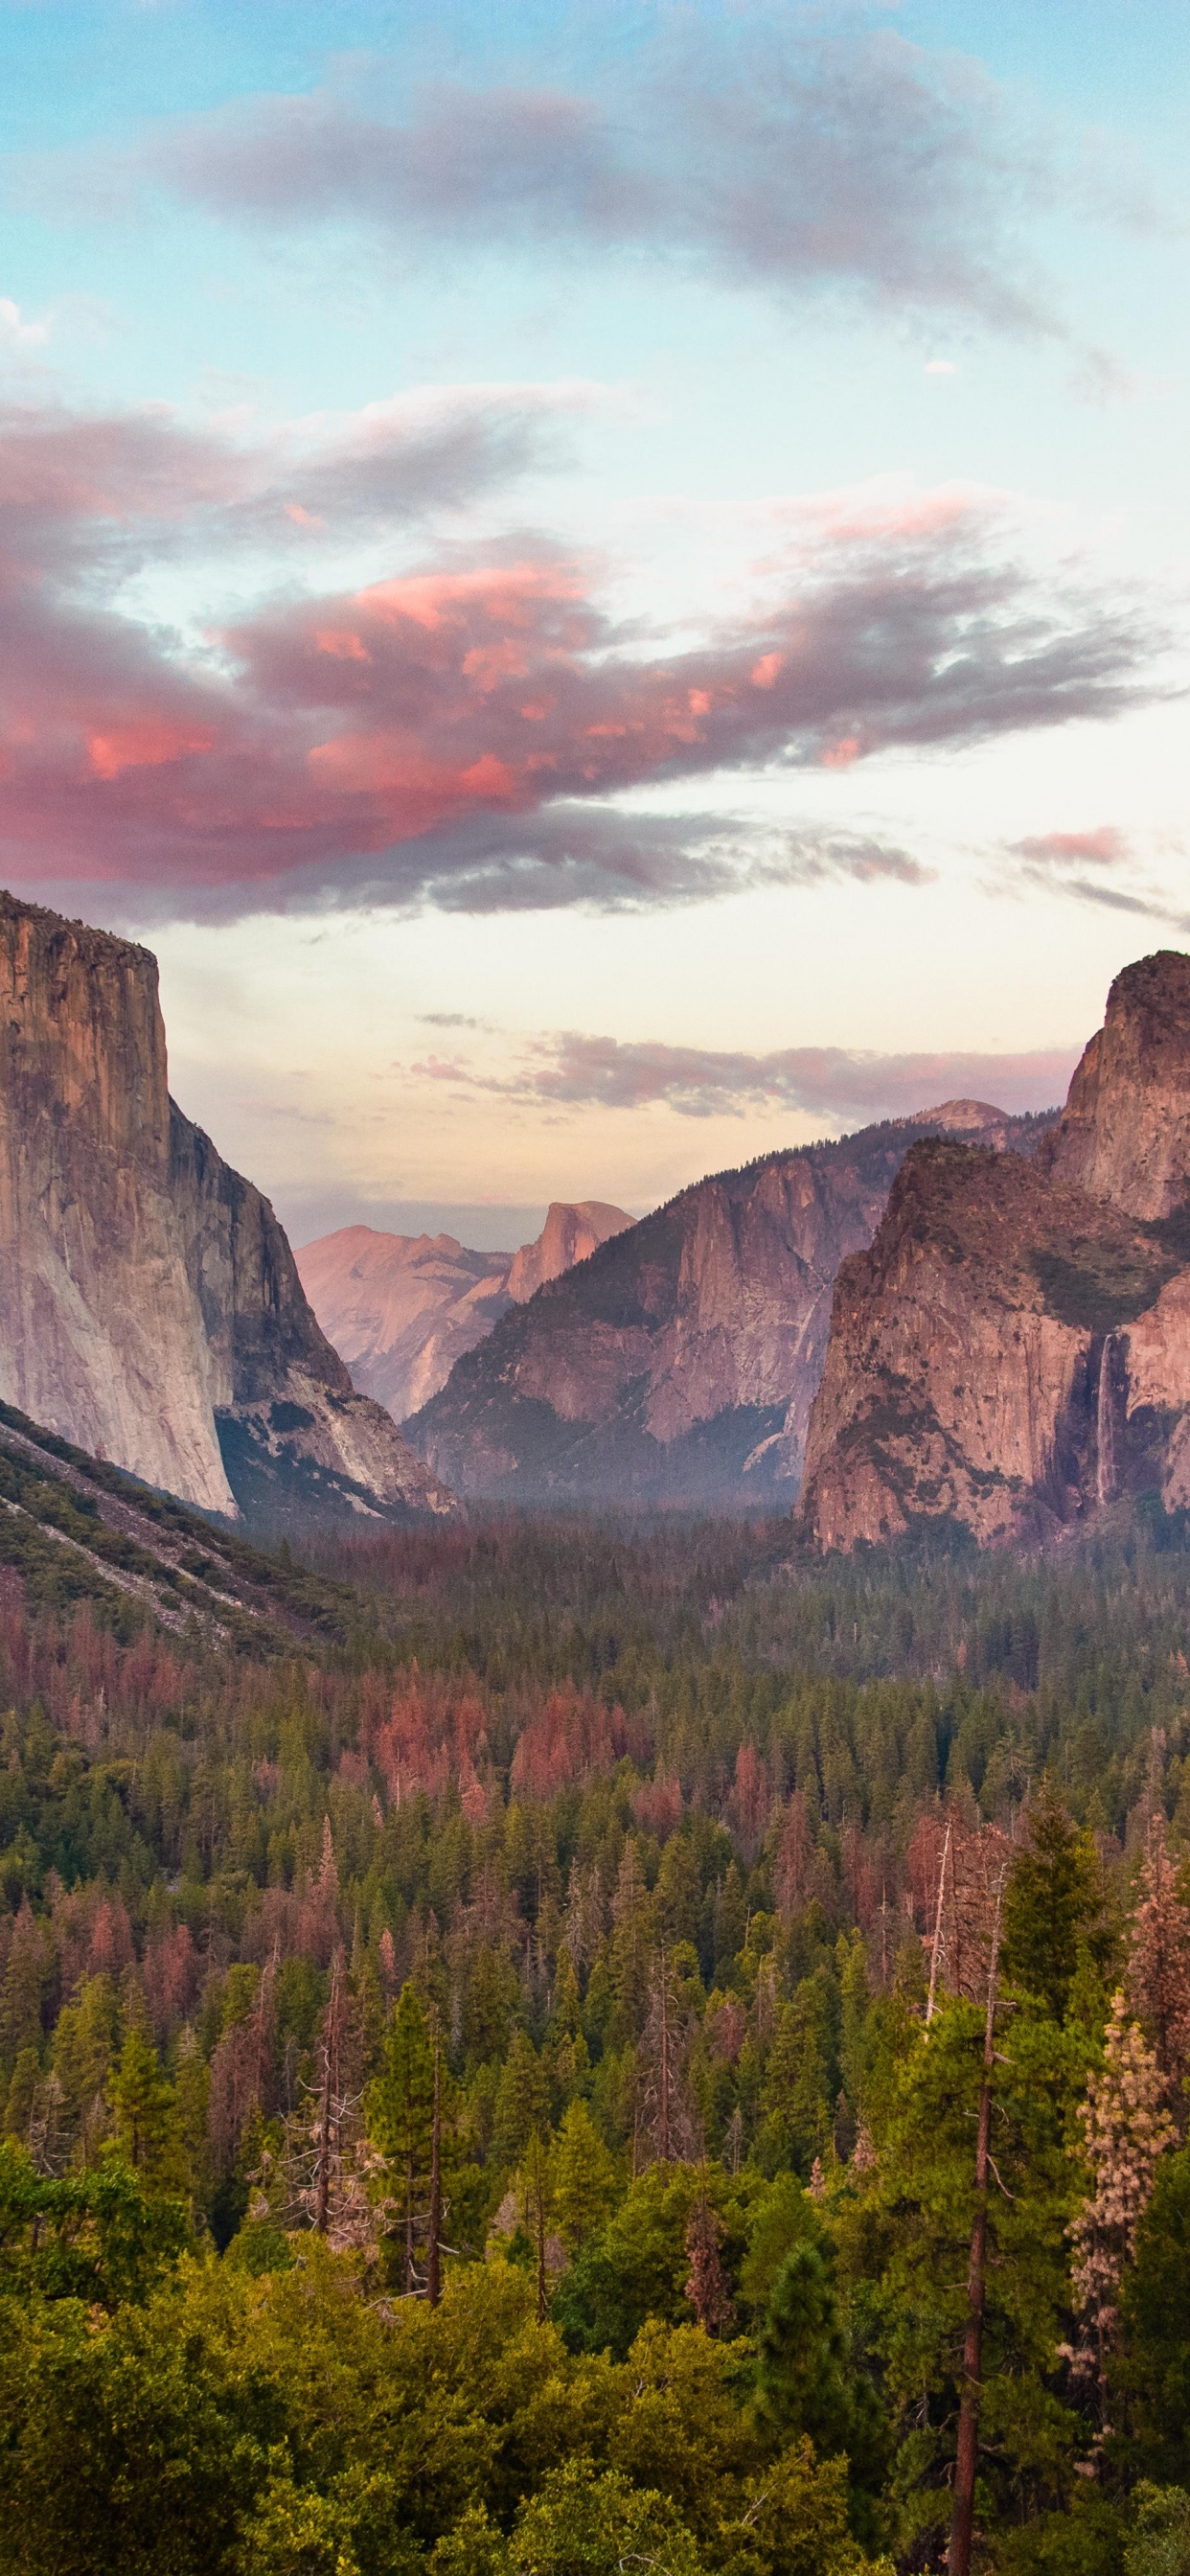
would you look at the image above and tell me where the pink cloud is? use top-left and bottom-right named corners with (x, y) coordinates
top-left (0, 399), bottom-right (1167, 916)
top-left (1011, 824), bottom-right (1129, 865)
top-left (435, 1028), bottom-right (1082, 1122)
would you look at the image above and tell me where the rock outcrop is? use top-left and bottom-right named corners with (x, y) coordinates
top-left (800, 952), bottom-right (1190, 1551)
top-left (404, 1105), bottom-right (1052, 1507)
top-left (0, 892), bottom-right (456, 1525)
top-left (295, 1202), bottom-right (632, 1424)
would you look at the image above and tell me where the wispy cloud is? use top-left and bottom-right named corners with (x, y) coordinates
top-left (0, 299), bottom-right (49, 347)
top-left (423, 1029), bottom-right (1079, 1125)
top-left (17, 19), bottom-right (1143, 341)
top-left (994, 823), bottom-right (1190, 933)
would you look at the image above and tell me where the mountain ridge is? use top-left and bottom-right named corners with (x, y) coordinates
top-left (403, 1103), bottom-right (1057, 1508)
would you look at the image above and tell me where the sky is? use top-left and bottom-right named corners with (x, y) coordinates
top-left (2, 2), bottom-right (1188, 1249)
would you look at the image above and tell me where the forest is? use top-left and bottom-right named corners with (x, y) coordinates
top-left (5, 1508), bottom-right (1190, 2573)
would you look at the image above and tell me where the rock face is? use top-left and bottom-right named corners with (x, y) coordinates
top-left (1041, 951), bottom-right (1190, 1219)
top-left (800, 952), bottom-right (1190, 1551)
top-left (295, 1202), bottom-right (632, 1424)
top-left (404, 1105), bottom-right (1052, 1508)
top-left (0, 892), bottom-right (456, 1525)
top-left (506, 1201), bottom-right (632, 1303)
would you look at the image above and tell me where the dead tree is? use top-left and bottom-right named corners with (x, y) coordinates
top-left (426, 2026), bottom-right (443, 2309)
top-left (950, 1867), bottom-right (1007, 2576)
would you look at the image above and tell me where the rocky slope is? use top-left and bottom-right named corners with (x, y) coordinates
top-left (404, 1103), bottom-right (1052, 1507)
top-left (296, 1202), bottom-right (631, 1423)
top-left (0, 892), bottom-right (455, 1527)
top-left (800, 951), bottom-right (1190, 1551)
top-left (0, 1396), bottom-right (376, 1651)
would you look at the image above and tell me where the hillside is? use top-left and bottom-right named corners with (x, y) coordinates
top-left (0, 1396), bottom-right (377, 1652)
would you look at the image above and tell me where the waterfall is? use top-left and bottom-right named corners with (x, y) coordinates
top-left (1096, 1333), bottom-right (1116, 1506)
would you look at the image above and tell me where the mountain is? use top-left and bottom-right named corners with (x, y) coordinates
top-left (295, 1202), bottom-right (632, 1423)
top-left (0, 892), bottom-right (456, 1528)
top-left (799, 951), bottom-right (1190, 1552)
top-left (402, 1102), bottom-right (1053, 1508)
top-left (505, 1200), bottom-right (632, 1302)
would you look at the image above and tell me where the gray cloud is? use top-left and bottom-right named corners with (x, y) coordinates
top-left (0, 381), bottom-right (588, 586)
top-left (440, 1028), bottom-right (1079, 1125)
top-left (21, 20), bottom-right (1120, 338)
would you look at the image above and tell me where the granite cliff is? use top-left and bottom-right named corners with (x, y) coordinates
top-left (0, 893), bottom-right (456, 1525)
top-left (506, 1201), bottom-right (632, 1303)
top-left (295, 1201), bottom-right (631, 1424)
top-left (800, 951), bottom-right (1190, 1552)
top-left (404, 1104), bottom-right (1051, 1507)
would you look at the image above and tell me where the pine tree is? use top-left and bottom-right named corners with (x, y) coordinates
top-left (52, 1972), bottom-right (119, 2165)
top-left (1115, 2146), bottom-right (1190, 2485)
top-left (760, 1988), bottom-right (832, 2176)
top-left (173, 2027), bottom-right (212, 2218)
top-left (755, 2239), bottom-right (852, 2453)
top-left (365, 1980), bottom-right (434, 2292)
top-left (838, 1930), bottom-right (871, 2128)
top-left (637, 1949), bottom-right (695, 2165)
top-left (0, 1899), bottom-right (45, 2072)
top-left (3, 2044), bottom-right (40, 2149)
top-left (1001, 1780), bottom-right (1104, 2022)
top-left (549, 2099), bottom-right (617, 2250)
top-left (108, 2008), bottom-right (180, 2185)
top-left (492, 2027), bottom-right (550, 2170)
top-left (519, 2127), bottom-right (553, 2323)
top-left (609, 1842), bottom-right (653, 2036)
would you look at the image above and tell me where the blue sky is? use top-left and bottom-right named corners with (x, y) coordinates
top-left (1, 1), bottom-right (1187, 1243)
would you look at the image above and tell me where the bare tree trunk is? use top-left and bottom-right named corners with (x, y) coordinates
top-left (659, 1945), bottom-right (671, 2162)
top-left (535, 2148), bottom-right (547, 2325)
top-left (950, 1871), bottom-right (1006, 2576)
top-left (927, 1821), bottom-right (952, 2029)
top-left (426, 2029), bottom-right (442, 2309)
top-left (313, 1952), bottom-right (342, 2237)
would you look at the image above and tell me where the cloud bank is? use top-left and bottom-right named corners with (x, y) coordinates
top-left (0, 395), bottom-right (1169, 920)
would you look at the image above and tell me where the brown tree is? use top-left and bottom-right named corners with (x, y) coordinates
top-left (1128, 1822), bottom-right (1190, 2124)
top-left (1066, 1991), bottom-right (1174, 2419)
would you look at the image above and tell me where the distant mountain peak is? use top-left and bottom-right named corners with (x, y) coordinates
top-left (298, 1198), bottom-right (633, 1423)
top-left (913, 1096), bottom-right (1012, 1129)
